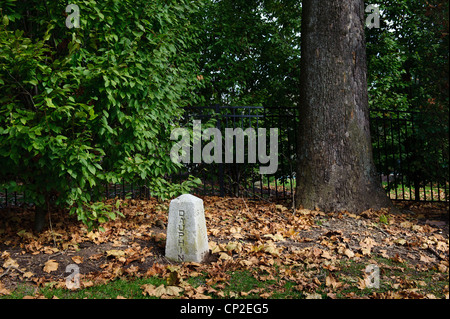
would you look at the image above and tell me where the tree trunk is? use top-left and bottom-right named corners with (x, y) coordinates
top-left (296, 0), bottom-right (391, 213)
top-left (34, 205), bottom-right (47, 233)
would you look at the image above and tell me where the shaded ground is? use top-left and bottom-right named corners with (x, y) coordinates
top-left (0, 196), bottom-right (448, 299)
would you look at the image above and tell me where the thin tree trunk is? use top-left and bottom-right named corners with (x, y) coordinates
top-left (34, 205), bottom-right (47, 233)
top-left (296, 0), bottom-right (391, 213)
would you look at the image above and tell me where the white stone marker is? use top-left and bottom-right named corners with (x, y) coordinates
top-left (165, 194), bottom-right (209, 263)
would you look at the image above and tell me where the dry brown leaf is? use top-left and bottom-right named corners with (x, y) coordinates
top-left (71, 256), bottom-right (83, 264)
top-left (357, 278), bottom-right (367, 290)
top-left (209, 228), bottom-right (220, 236)
top-left (86, 231), bottom-right (100, 242)
top-left (419, 254), bottom-right (436, 263)
top-left (43, 259), bottom-right (59, 273)
top-left (106, 249), bottom-right (125, 259)
top-left (361, 247), bottom-right (371, 256)
top-left (344, 249), bottom-right (355, 258)
top-left (379, 249), bottom-right (390, 259)
top-left (360, 237), bottom-right (377, 249)
top-left (2, 257), bottom-right (19, 269)
top-left (43, 247), bottom-right (59, 255)
top-left (219, 252), bottom-right (232, 261)
top-left (83, 281), bottom-right (94, 288)
top-left (321, 250), bottom-right (333, 260)
top-left (394, 238), bottom-right (407, 246)
top-left (263, 243), bottom-right (280, 256)
top-left (326, 274), bottom-right (343, 289)
top-left (0, 282), bottom-right (11, 296)
top-left (166, 286), bottom-right (183, 296)
top-left (142, 284), bottom-right (164, 297)
top-left (263, 233), bottom-right (284, 241)
top-left (259, 291), bottom-right (272, 298)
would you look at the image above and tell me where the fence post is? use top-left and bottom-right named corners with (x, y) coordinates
top-left (214, 104), bottom-right (225, 197)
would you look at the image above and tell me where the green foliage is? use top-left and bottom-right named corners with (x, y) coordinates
top-left (193, 0), bottom-right (301, 108)
top-left (0, 0), bottom-right (204, 230)
top-left (379, 214), bottom-right (389, 225)
top-left (366, 0), bottom-right (449, 188)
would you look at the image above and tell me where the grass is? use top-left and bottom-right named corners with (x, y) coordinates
top-left (333, 256), bottom-right (448, 298)
top-left (4, 276), bottom-right (166, 299)
top-left (2, 255), bottom-right (447, 299)
top-left (2, 268), bottom-right (302, 300)
top-left (382, 182), bottom-right (449, 202)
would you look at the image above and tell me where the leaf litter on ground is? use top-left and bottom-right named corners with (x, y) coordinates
top-left (0, 196), bottom-right (448, 299)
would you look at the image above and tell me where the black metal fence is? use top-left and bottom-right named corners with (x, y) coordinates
top-left (1, 106), bottom-right (448, 207)
top-left (180, 106), bottom-right (449, 202)
top-left (177, 105), bottom-right (299, 200)
top-left (370, 109), bottom-right (449, 202)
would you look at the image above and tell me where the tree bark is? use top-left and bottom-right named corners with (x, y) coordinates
top-left (34, 205), bottom-right (47, 233)
top-left (296, 0), bottom-right (391, 212)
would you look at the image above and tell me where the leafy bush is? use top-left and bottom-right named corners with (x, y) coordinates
top-left (0, 0), bottom-right (203, 231)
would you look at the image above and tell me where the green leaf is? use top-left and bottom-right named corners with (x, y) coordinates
top-left (45, 97), bottom-right (56, 108)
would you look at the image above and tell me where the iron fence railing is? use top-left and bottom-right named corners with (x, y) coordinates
top-left (1, 106), bottom-right (448, 207)
top-left (370, 109), bottom-right (449, 202)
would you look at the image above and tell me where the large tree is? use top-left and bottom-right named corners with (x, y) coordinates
top-left (295, 0), bottom-right (391, 212)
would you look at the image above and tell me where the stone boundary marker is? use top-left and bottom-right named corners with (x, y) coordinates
top-left (165, 194), bottom-right (209, 263)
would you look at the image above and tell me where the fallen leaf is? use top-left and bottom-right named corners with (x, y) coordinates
top-left (71, 256), bottom-right (83, 264)
top-left (106, 250), bottom-right (125, 259)
top-left (23, 271), bottom-right (34, 278)
top-left (2, 257), bottom-right (19, 269)
top-left (326, 274), bottom-right (343, 289)
top-left (43, 260), bottom-right (59, 273)
top-left (391, 254), bottom-right (405, 263)
top-left (209, 228), bottom-right (220, 236)
top-left (166, 286), bottom-right (183, 296)
top-left (83, 281), bottom-right (94, 288)
top-left (142, 284), bottom-right (167, 297)
top-left (43, 247), bottom-right (59, 255)
top-left (263, 243), bottom-right (280, 256)
top-left (438, 262), bottom-right (448, 273)
top-left (259, 291), bottom-right (273, 298)
top-left (361, 247), bottom-right (371, 256)
top-left (357, 278), bottom-right (366, 290)
top-left (167, 270), bottom-right (180, 286)
top-left (86, 231), bottom-right (100, 242)
top-left (419, 254), bottom-right (436, 263)
top-left (360, 237), bottom-right (377, 249)
top-left (344, 249), bottom-right (355, 258)
top-left (0, 282), bottom-right (11, 296)
top-left (379, 249), bottom-right (390, 259)
top-left (400, 221), bottom-right (413, 229)
top-left (321, 250), bottom-right (333, 260)
top-left (394, 238), bottom-right (407, 246)
top-left (219, 252), bottom-right (232, 261)
top-left (225, 242), bottom-right (240, 252)
top-left (263, 233), bottom-right (284, 241)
